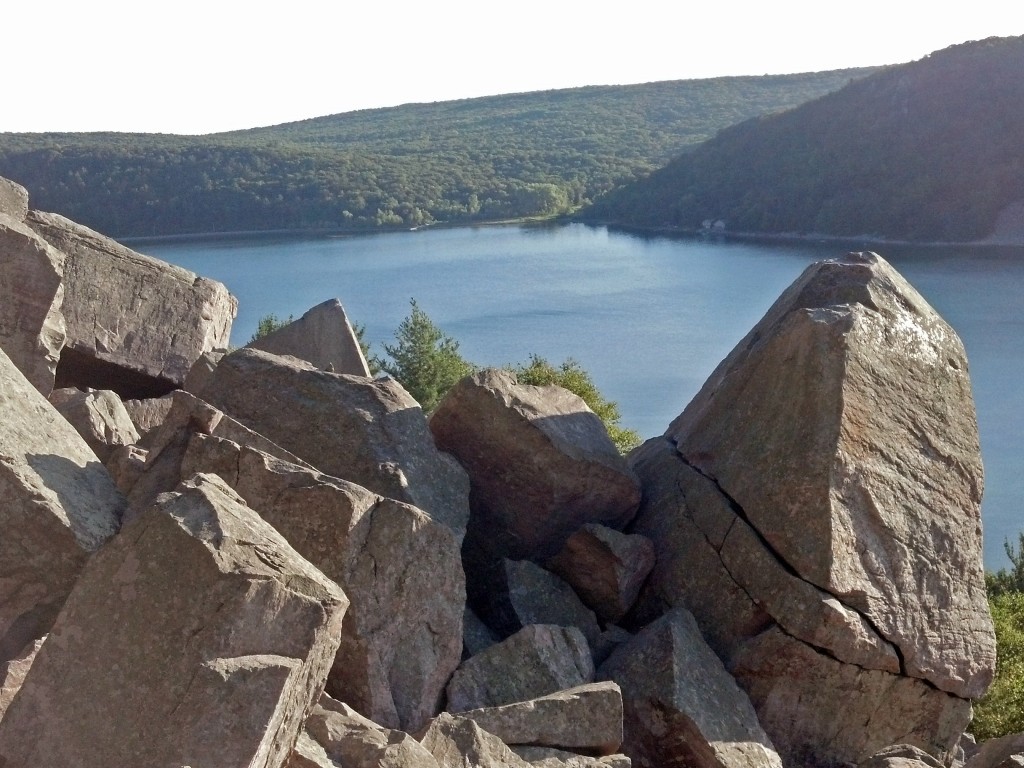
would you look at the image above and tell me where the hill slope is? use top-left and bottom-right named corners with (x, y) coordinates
top-left (0, 72), bottom-right (872, 237)
top-left (583, 37), bottom-right (1024, 243)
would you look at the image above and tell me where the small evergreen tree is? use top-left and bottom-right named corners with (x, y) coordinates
top-left (249, 313), bottom-right (293, 344)
top-left (986, 532), bottom-right (1024, 597)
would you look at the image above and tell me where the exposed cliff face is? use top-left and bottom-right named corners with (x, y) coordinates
top-left (0, 177), bottom-right (1001, 768)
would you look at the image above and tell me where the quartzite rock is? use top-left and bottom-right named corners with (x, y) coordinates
top-left (0, 176), bottom-right (28, 221)
top-left (28, 210), bottom-right (237, 395)
top-left (0, 346), bottom-right (123, 666)
top-left (247, 298), bottom-right (371, 376)
top-left (456, 682), bottom-right (623, 756)
top-left (0, 212), bottom-right (66, 394)
top-left (446, 625), bottom-right (594, 714)
top-left (598, 608), bottom-right (782, 768)
top-left (421, 713), bottom-right (533, 768)
top-left (121, 393), bottom-right (175, 437)
top-left (545, 525), bottom-right (655, 625)
top-left (431, 369), bottom-right (640, 563)
top-left (182, 434), bottom-right (465, 732)
top-left (0, 473), bottom-right (348, 768)
top-left (193, 347), bottom-right (470, 535)
top-left (49, 387), bottom-right (140, 461)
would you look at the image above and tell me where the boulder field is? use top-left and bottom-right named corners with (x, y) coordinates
top-left (0, 174), bottom-right (1010, 768)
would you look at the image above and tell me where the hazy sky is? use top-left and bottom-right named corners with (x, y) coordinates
top-left (5, 2), bottom-right (1022, 135)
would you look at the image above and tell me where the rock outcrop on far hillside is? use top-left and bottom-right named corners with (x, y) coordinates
top-left (0, 175), bottom-right (1003, 768)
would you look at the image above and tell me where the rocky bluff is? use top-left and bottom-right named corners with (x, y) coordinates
top-left (0, 174), bottom-right (1007, 768)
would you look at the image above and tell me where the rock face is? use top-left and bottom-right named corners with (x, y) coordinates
top-left (429, 368), bottom-right (641, 566)
top-left (194, 347), bottom-right (470, 535)
top-left (599, 609), bottom-right (782, 768)
top-left (447, 625), bottom-right (594, 713)
top-left (247, 298), bottom-right (371, 376)
top-left (422, 713), bottom-right (534, 768)
top-left (630, 252), bottom-right (993, 766)
top-left (0, 211), bottom-right (66, 394)
top-left (0, 346), bottom-right (123, 666)
top-left (0, 176), bottom-right (29, 221)
top-left (0, 474), bottom-right (348, 768)
top-left (183, 434), bottom-right (465, 732)
top-left (49, 387), bottom-right (140, 461)
top-left (27, 210), bottom-right (237, 395)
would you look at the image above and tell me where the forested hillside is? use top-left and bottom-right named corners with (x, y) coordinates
top-left (584, 37), bottom-right (1024, 243)
top-left (0, 71), bottom-right (872, 237)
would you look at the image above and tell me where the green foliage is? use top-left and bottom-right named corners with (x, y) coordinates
top-left (0, 70), bottom-right (874, 237)
top-left (352, 322), bottom-right (380, 376)
top-left (249, 313), bottom-right (293, 344)
top-left (511, 355), bottom-right (642, 454)
top-left (588, 37), bottom-right (1024, 242)
top-left (374, 300), bottom-right (475, 413)
top-left (972, 589), bottom-right (1024, 739)
top-left (986, 532), bottom-right (1024, 597)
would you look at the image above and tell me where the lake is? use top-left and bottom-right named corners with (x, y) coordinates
top-left (136, 223), bottom-right (1024, 570)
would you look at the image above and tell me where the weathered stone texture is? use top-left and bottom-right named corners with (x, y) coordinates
top-left (122, 393), bottom-right (175, 436)
top-left (422, 713), bottom-right (533, 768)
top-left (0, 637), bottom-right (44, 721)
top-left (49, 387), bottom-right (140, 461)
top-left (0, 177), bottom-right (28, 221)
top-left (247, 298), bottom-right (371, 376)
top-left (194, 347), bottom-right (470, 534)
top-left (0, 473), bottom-right (348, 768)
top-left (28, 209), bottom-right (237, 391)
top-left (0, 346), bottom-right (123, 666)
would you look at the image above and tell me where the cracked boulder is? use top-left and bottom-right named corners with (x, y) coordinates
top-left (193, 348), bottom-right (471, 536)
top-left (27, 210), bottom-right (237, 397)
top-left (246, 298), bottom-right (371, 376)
top-left (629, 252), bottom-right (994, 766)
top-left (49, 387), bottom-right (140, 462)
top-left (0, 473), bottom-right (348, 768)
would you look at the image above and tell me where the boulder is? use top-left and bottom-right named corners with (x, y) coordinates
top-left (291, 694), bottom-right (441, 768)
top-left (0, 637), bottom-right (44, 721)
top-left (0, 212), bottom-right (66, 394)
top-left (963, 733), bottom-right (1024, 768)
top-left (430, 369), bottom-right (640, 563)
top-left (27, 210), bottom-right (236, 396)
top-left (48, 387), bottom-right (140, 461)
top-left (511, 747), bottom-right (631, 768)
top-left (0, 176), bottom-right (28, 221)
top-left (193, 347), bottom-right (470, 535)
top-left (628, 253), bottom-right (994, 766)
top-left (0, 346), bottom-right (123, 666)
top-left (0, 473), bottom-right (348, 768)
top-left (122, 393), bottom-right (175, 437)
top-left (598, 608), bottom-right (782, 768)
top-left (464, 607), bottom-right (499, 658)
top-left (247, 298), bottom-right (371, 376)
top-left (545, 525), bottom-right (655, 624)
top-left (859, 744), bottom-right (944, 768)
top-left (446, 625), bottom-right (594, 713)
top-left (472, 559), bottom-right (601, 649)
top-left (455, 682), bottom-right (623, 756)
top-left (421, 713), bottom-right (533, 768)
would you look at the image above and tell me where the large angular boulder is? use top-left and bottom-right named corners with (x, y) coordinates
top-left (49, 387), bottom-right (140, 461)
top-left (193, 347), bottom-right (470, 534)
top-left (247, 298), bottom-right (371, 376)
top-left (598, 609), bottom-right (782, 768)
top-left (0, 473), bottom-right (348, 768)
top-left (422, 713), bottom-right (534, 768)
top-left (0, 346), bottom-right (123, 665)
top-left (511, 747), bottom-right (631, 767)
top-left (183, 434), bottom-right (465, 732)
top-left (0, 211), bottom-right (66, 394)
top-left (447, 625), bottom-right (594, 713)
top-left (0, 176), bottom-right (28, 221)
top-left (429, 368), bottom-right (640, 573)
top-left (0, 637), bottom-right (44, 722)
top-left (630, 252), bottom-right (993, 766)
top-left (27, 210), bottom-right (237, 396)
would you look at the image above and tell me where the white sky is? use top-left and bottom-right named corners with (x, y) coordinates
top-left (4, 1), bottom-right (1022, 135)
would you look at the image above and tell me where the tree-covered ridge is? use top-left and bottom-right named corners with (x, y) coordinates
top-left (584, 36), bottom-right (1024, 243)
top-left (0, 71), bottom-right (873, 237)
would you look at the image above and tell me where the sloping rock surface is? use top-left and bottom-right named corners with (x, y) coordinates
top-left (247, 298), bottom-right (371, 376)
top-left (0, 177), bottom-right (28, 221)
top-left (0, 346), bottom-right (123, 665)
top-left (0, 473), bottom-right (348, 768)
top-left (194, 347), bottom-right (470, 534)
top-left (28, 210), bottom-right (236, 394)
top-left (49, 387), bottom-right (140, 461)
top-left (422, 713), bottom-right (534, 768)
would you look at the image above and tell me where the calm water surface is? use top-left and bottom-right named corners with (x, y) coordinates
top-left (138, 223), bottom-right (1024, 569)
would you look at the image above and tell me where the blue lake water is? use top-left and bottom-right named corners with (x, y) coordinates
top-left (136, 223), bottom-right (1024, 570)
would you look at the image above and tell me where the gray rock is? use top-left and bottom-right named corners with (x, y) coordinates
top-left (28, 210), bottom-right (237, 394)
top-left (545, 525), bottom-right (655, 624)
top-left (193, 347), bottom-right (470, 535)
top-left (0, 177), bottom-right (28, 221)
top-left (447, 625), bottom-right (594, 713)
top-left (0, 637), bottom-right (44, 722)
top-left (464, 607), bottom-right (499, 658)
top-left (49, 387), bottom-right (140, 461)
top-left (859, 744), bottom-right (945, 768)
top-left (598, 608), bottom-right (782, 768)
top-left (0, 213), bottom-right (66, 394)
top-left (430, 368), bottom-right (640, 565)
top-left (456, 682), bottom-right (623, 755)
top-left (247, 298), bottom-right (371, 376)
top-left (122, 393), bottom-right (175, 437)
top-left (0, 346), bottom-right (123, 666)
top-left (0, 473), bottom-right (348, 768)
top-left (421, 713), bottom-right (533, 768)
top-left (963, 733), bottom-right (1024, 768)
top-left (511, 747), bottom-right (631, 768)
